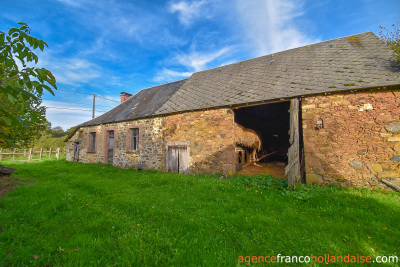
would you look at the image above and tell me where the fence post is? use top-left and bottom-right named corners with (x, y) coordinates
top-left (12, 148), bottom-right (16, 161)
top-left (39, 148), bottom-right (43, 160)
top-left (28, 148), bottom-right (32, 162)
top-left (0, 148), bottom-right (2, 161)
top-left (24, 149), bottom-right (26, 157)
top-left (49, 148), bottom-right (52, 159)
top-left (56, 148), bottom-right (60, 160)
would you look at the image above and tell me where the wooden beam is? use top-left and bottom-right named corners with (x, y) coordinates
top-left (242, 151), bottom-right (277, 168)
top-left (285, 154), bottom-right (299, 176)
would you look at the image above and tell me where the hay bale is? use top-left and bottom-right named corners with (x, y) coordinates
top-left (234, 124), bottom-right (261, 151)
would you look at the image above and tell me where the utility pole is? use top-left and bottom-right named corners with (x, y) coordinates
top-left (92, 94), bottom-right (96, 119)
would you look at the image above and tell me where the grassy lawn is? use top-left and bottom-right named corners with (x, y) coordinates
top-left (0, 160), bottom-right (399, 266)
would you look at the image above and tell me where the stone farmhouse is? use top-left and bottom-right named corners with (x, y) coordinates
top-left (66, 32), bottom-right (400, 189)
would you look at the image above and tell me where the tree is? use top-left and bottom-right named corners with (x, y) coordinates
top-left (31, 121), bottom-right (67, 150)
top-left (379, 23), bottom-right (400, 61)
top-left (51, 126), bottom-right (65, 138)
top-left (0, 22), bottom-right (57, 148)
top-left (0, 88), bottom-right (47, 147)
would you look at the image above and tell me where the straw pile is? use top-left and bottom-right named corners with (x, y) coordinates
top-left (234, 124), bottom-right (261, 151)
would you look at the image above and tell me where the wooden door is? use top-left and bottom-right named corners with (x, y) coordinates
top-left (166, 145), bottom-right (189, 174)
top-left (73, 142), bottom-right (80, 162)
top-left (107, 131), bottom-right (114, 164)
top-left (285, 99), bottom-right (302, 186)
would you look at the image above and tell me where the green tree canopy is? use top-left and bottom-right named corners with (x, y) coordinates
top-left (0, 22), bottom-right (57, 147)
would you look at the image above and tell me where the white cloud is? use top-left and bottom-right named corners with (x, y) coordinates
top-left (42, 100), bottom-right (94, 130)
top-left (169, 0), bottom-right (210, 26)
top-left (153, 45), bottom-right (231, 82)
top-left (154, 46), bottom-right (231, 82)
top-left (174, 46), bottom-right (231, 72)
top-left (39, 53), bottom-right (101, 86)
top-left (154, 68), bottom-right (193, 82)
top-left (56, 0), bottom-right (81, 7)
top-left (42, 98), bottom-right (118, 130)
top-left (235, 0), bottom-right (319, 55)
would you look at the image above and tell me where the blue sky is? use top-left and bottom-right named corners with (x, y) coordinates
top-left (1, 0), bottom-right (399, 130)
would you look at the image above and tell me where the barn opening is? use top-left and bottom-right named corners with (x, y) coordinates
top-left (233, 101), bottom-right (291, 178)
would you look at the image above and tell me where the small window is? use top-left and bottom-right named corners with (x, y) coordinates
top-left (131, 128), bottom-right (139, 151)
top-left (89, 132), bottom-right (96, 152)
top-left (126, 125), bottom-right (141, 153)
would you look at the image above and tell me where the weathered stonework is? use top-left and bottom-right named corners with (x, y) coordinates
top-left (67, 88), bottom-right (400, 189)
top-left (67, 108), bottom-right (248, 175)
top-left (66, 117), bottom-right (164, 170)
top-left (163, 109), bottom-right (237, 174)
top-left (302, 90), bottom-right (400, 188)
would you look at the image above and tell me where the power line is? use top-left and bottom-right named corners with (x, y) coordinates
top-left (44, 106), bottom-right (108, 113)
top-left (57, 89), bottom-right (120, 103)
top-left (43, 99), bottom-right (115, 108)
top-left (57, 88), bottom-right (93, 96)
top-left (96, 95), bottom-right (120, 103)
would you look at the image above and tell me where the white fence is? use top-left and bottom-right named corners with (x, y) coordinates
top-left (0, 148), bottom-right (62, 162)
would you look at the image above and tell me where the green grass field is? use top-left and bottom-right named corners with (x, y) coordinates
top-left (0, 160), bottom-right (399, 266)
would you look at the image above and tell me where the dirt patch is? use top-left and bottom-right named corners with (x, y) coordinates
top-left (238, 161), bottom-right (287, 179)
top-left (0, 175), bottom-right (18, 198)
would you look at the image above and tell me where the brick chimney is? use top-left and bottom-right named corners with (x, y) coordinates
top-left (120, 92), bottom-right (132, 103)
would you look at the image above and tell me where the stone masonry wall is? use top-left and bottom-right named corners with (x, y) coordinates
top-left (66, 117), bottom-right (163, 170)
top-left (302, 90), bottom-right (400, 188)
top-left (163, 108), bottom-right (237, 175)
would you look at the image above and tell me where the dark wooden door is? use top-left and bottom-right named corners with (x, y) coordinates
top-left (285, 99), bottom-right (302, 186)
top-left (73, 142), bottom-right (80, 162)
top-left (107, 131), bottom-right (114, 164)
top-left (166, 145), bottom-right (189, 174)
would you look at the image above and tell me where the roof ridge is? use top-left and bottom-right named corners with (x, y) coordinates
top-left (134, 78), bottom-right (189, 94)
top-left (187, 32), bottom-right (377, 76)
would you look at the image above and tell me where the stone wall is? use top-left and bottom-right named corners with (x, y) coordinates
top-left (67, 108), bottom-right (243, 175)
top-left (163, 109), bottom-right (237, 174)
top-left (66, 117), bottom-right (163, 170)
top-left (302, 89), bottom-right (400, 188)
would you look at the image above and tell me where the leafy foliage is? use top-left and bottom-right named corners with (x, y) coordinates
top-left (231, 174), bottom-right (320, 201)
top-left (0, 22), bottom-right (57, 147)
top-left (380, 23), bottom-right (400, 61)
top-left (0, 84), bottom-right (48, 148)
top-left (32, 124), bottom-right (68, 150)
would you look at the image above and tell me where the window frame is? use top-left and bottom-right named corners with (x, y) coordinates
top-left (87, 129), bottom-right (97, 153)
top-left (126, 124), bottom-right (142, 153)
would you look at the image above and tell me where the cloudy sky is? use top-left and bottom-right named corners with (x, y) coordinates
top-left (1, 0), bottom-right (399, 130)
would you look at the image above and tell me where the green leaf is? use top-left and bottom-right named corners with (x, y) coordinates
top-left (36, 84), bottom-right (43, 95)
top-left (2, 116), bottom-right (12, 126)
top-left (7, 93), bottom-right (15, 102)
top-left (38, 40), bottom-right (44, 50)
top-left (40, 84), bottom-right (52, 94)
top-left (8, 27), bottom-right (19, 36)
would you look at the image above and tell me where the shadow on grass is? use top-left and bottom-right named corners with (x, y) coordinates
top-left (0, 160), bottom-right (398, 266)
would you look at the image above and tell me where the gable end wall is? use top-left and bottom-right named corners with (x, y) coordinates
top-left (66, 117), bottom-right (164, 169)
top-left (302, 90), bottom-right (400, 188)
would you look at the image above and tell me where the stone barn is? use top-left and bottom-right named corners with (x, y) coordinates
top-left (66, 32), bottom-right (400, 189)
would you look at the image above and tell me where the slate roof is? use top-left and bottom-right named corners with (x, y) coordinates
top-left (80, 79), bottom-right (187, 126)
top-left (80, 32), bottom-right (400, 127)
